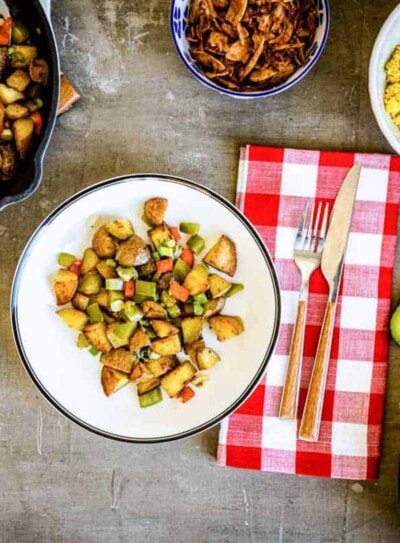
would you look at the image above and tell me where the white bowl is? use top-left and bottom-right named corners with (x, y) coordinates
top-left (369, 4), bottom-right (400, 154)
top-left (11, 174), bottom-right (281, 442)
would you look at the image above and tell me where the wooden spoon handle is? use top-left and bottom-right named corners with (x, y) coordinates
top-left (279, 300), bottom-right (307, 419)
top-left (298, 300), bottom-right (337, 442)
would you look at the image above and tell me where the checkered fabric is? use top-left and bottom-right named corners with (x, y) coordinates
top-left (217, 146), bottom-right (400, 480)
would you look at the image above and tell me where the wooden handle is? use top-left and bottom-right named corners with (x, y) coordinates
top-left (298, 300), bottom-right (337, 442)
top-left (279, 300), bottom-right (307, 419)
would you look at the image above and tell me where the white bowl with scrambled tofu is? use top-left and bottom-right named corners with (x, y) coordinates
top-left (11, 174), bottom-right (280, 442)
top-left (369, 4), bottom-right (400, 154)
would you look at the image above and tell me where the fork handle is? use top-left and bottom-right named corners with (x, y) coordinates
top-left (279, 300), bottom-right (307, 419)
top-left (298, 300), bottom-right (337, 442)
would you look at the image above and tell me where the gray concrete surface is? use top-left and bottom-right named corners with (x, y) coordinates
top-left (1, 0), bottom-right (400, 541)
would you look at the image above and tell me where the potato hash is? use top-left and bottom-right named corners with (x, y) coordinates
top-left (53, 198), bottom-right (245, 409)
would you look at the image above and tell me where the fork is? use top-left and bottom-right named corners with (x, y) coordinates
top-left (279, 201), bottom-right (329, 420)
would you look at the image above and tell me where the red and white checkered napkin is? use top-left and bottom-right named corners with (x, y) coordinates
top-left (217, 146), bottom-right (400, 480)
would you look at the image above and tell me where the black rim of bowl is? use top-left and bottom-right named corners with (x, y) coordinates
top-left (11, 173), bottom-right (281, 443)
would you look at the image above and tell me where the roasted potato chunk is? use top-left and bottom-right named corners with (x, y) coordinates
top-left (81, 248), bottom-right (100, 275)
top-left (161, 361), bottom-right (196, 397)
top-left (57, 308), bottom-right (88, 331)
top-left (184, 339), bottom-right (205, 365)
top-left (96, 260), bottom-right (117, 279)
top-left (92, 226), bottom-right (116, 258)
top-left (203, 297), bottom-right (225, 318)
top-left (116, 235), bottom-right (151, 267)
top-left (13, 117), bottom-right (35, 159)
top-left (145, 356), bottom-right (179, 378)
top-left (101, 366), bottom-right (129, 396)
top-left (129, 327), bottom-right (151, 351)
top-left (0, 83), bottom-right (24, 104)
top-left (181, 316), bottom-right (203, 344)
top-left (78, 272), bottom-right (102, 295)
top-left (209, 274), bottom-right (231, 298)
top-left (100, 348), bottom-right (135, 374)
top-left (105, 219), bottom-right (134, 240)
top-left (84, 322), bottom-right (112, 353)
top-left (143, 197), bottom-right (168, 226)
top-left (72, 292), bottom-right (90, 311)
top-left (129, 362), bottom-right (153, 383)
top-left (208, 315), bottom-right (244, 341)
top-left (0, 145), bottom-right (17, 181)
top-left (151, 333), bottom-right (181, 356)
top-left (150, 319), bottom-right (179, 338)
top-left (203, 235), bottom-right (237, 277)
top-left (137, 378), bottom-right (160, 395)
top-left (11, 45), bottom-right (38, 68)
top-left (183, 265), bottom-right (209, 296)
top-left (142, 301), bottom-right (167, 319)
top-left (53, 269), bottom-right (78, 304)
top-left (7, 69), bottom-right (31, 92)
top-left (5, 103), bottom-right (30, 120)
top-left (29, 58), bottom-right (49, 85)
top-left (148, 225), bottom-right (174, 249)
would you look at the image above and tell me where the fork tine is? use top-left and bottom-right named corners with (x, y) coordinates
top-left (317, 203), bottom-right (329, 251)
top-left (311, 202), bottom-right (322, 252)
top-left (304, 202), bottom-right (315, 251)
top-left (295, 202), bottom-right (309, 247)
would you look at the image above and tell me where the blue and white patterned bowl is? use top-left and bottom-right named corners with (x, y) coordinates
top-left (170, 0), bottom-right (330, 99)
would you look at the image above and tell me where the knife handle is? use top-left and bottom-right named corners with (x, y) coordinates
top-left (299, 300), bottom-right (337, 442)
top-left (279, 300), bottom-right (307, 419)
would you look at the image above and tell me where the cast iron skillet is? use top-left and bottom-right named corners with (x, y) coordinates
top-left (0, 0), bottom-right (60, 213)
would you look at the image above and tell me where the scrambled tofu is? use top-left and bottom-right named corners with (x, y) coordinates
top-left (384, 45), bottom-right (400, 129)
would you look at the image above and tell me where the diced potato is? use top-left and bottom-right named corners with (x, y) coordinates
top-left (143, 197), bottom-right (168, 226)
top-left (100, 348), bottom-right (135, 374)
top-left (77, 272), bottom-right (103, 295)
top-left (72, 292), bottom-right (90, 311)
top-left (129, 328), bottom-right (151, 351)
top-left (151, 334), bottom-right (181, 356)
top-left (29, 58), bottom-right (49, 85)
top-left (142, 301), bottom-right (167, 319)
top-left (57, 308), bottom-right (88, 331)
top-left (81, 247), bottom-right (100, 275)
top-left (6, 69), bottom-right (31, 92)
top-left (11, 45), bottom-right (38, 68)
top-left (181, 316), bottom-right (203, 344)
top-left (203, 235), bottom-right (237, 277)
top-left (84, 322), bottom-right (112, 353)
top-left (96, 260), bottom-right (117, 279)
top-left (209, 274), bottom-right (231, 298)
top-left (183, 265), bottom-right (209, 296)
top-left (0, 83), bottom-right (24, 104)
top-left (116, 235), bottom-right (151, 267)
top-left (150, 319), bottom-right (179, 338)
top-left (90, 289), bottom-right (109, 308)
top-left (137, 378), bottom-right (160, 395)
top-left (13, 117), bottom-right (35, 159)
top-left (77, 332), bottom-right (89, 349)
top-left (101, 366), bottom-right (129, 396)
top-left (196, 348), bottom-right (221, 370)
top-left (105, 219), bottom-right (134, 240)
top-left (129, 362), bottom-right (153, 383)
top-left (203, 297), bottom-right (225, 318)
top-left (53, 269), bottom-right (78, 305)
top-left (92, 226), bottom-right (116, 258)
top-left (5, 103), bottom-right (30, 120)
top-left (137, 260), bottom-right (156, 277)
top-left (145, 356), bottom-right (179, 377)
top-left (161, 361), bottom-right (196, 397)
top-left (184, 339), bottom-right (205, 365)
top-left (0, 145), bottom-right (17, 181)
top-left (208, 315), bottom-right (244, 341)
top-left (148, 225), bottom-right (173, 249)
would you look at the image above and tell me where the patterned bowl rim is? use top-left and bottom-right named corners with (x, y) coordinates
top-left (170, 0), bottom-right (331, 99)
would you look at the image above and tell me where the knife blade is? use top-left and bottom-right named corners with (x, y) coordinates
top-left (321, 162), bottom-right (361, 301)
top-left (298, 163), bottom-right (361, 442)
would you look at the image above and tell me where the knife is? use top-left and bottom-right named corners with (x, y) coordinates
top-left (298, 163), bottom-right (361, 442)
